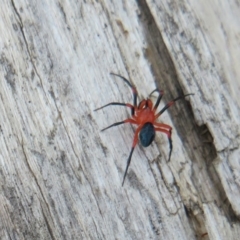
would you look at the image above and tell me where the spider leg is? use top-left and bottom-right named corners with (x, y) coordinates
top-left (101, 118), bottom-right (137, 131)
top-left (122, 125), bottom-right (142, 186)
top-left (110, 73), bottom-right (138, 116)
top-left (155, 127), bottom-right (172, 162)
top-left (155, 93), bottom-right (194, 119)
top-left (149, 89), bottom-right (164, 111)
top-left (154, 122), bottom-right (172, 131)
top-left (94, 102), bottom-right (135, 113)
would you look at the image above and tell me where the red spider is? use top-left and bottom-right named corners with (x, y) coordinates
top-left (95, 73), bottom-right (193, 186)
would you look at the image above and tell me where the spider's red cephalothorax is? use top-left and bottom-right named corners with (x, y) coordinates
top-left (95, 73), bottom-right (193, 186)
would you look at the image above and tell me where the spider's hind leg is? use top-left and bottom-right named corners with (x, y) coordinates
top-left (155, 127), bottom-right (172, 162)
top-left (122, 125), bottom-right (142, 186)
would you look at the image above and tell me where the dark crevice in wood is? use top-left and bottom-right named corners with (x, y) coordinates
top-left (183, 204), bottom-right (209, 240)
top-left (135, 0), bottom-right (240, 233)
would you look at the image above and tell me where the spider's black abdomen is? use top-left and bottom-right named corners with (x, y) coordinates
top-left (139, 122), bottom-right (155, 147)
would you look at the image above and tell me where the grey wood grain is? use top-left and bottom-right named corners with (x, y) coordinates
top-left (0, 0), bottom-right (239, 239)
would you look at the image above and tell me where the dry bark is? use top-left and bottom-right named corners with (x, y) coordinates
top-left (0, 0), bottom-right (240, 239)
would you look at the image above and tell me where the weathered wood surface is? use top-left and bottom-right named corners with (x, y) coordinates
top-left (0, 0), bottom-right (239, 239)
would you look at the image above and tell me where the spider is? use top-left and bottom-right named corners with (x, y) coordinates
top-left (95, 73), bottom-right (193, 186)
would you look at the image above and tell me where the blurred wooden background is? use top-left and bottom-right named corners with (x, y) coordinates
top-left (0, 0), bottom-right (240, 239)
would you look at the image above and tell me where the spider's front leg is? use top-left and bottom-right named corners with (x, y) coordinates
top-left (155, 93), bottom-right (194, 119)
top-left (110, 73), bottom-right (138, 116)
top-left (149, 89), bottom-right (164, 111)
top-left (94, 102), bottom-right (135, 115)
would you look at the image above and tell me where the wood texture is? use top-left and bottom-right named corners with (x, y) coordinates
top-left (0, 0), bottom-right (239, 239)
